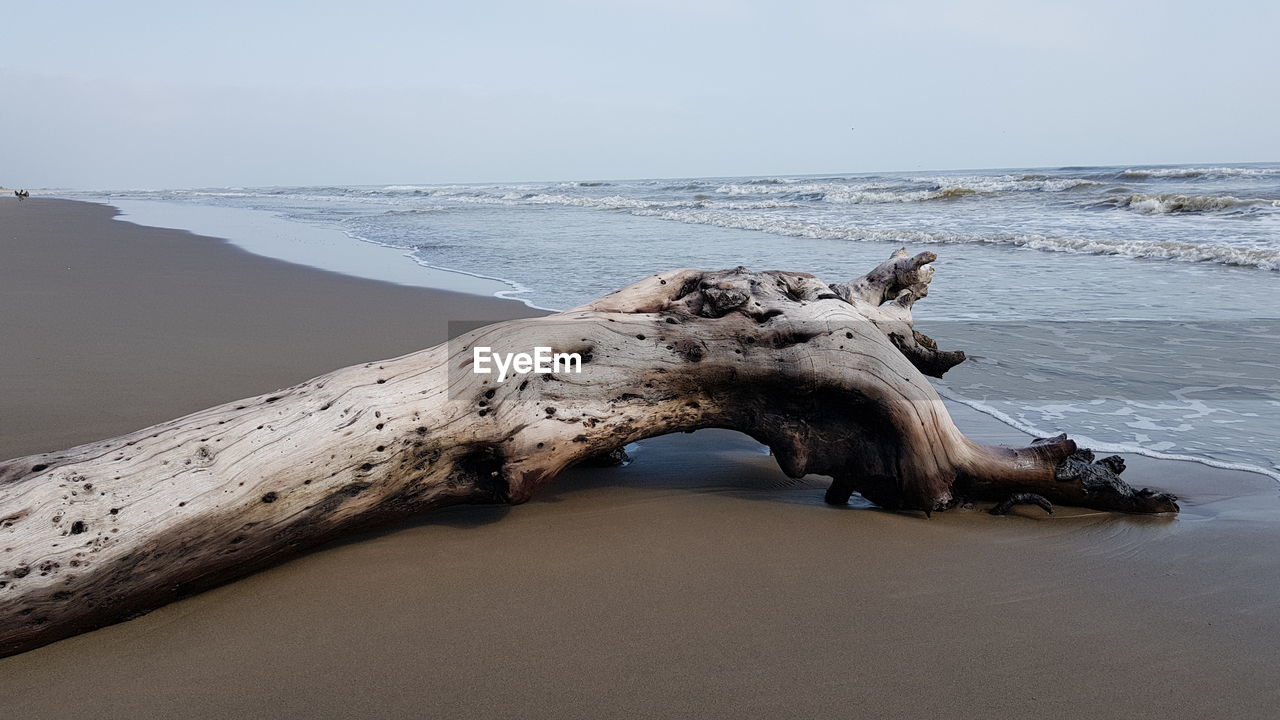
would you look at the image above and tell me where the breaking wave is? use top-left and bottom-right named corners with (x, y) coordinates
top-left (712, 175), bottom-right (1097, 203)
top-left (384, 187), bottom-right (1280, 271)
top-left (916, 175), bottom-right (1102, 193)
top-left (600, 206), bottom-right (1280, 271)
top-left (1103, 193), bottom-right (1280, 215)
top-left (1119, 166), bottom-right (1280, 180)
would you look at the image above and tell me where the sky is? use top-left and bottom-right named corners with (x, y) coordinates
top-left (1, 0), bottom-right (1277, 189)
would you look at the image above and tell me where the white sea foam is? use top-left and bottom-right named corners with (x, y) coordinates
top-left (934, 386), bottom-right (1280, 482)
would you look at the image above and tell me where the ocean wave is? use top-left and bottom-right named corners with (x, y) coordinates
top-left (427, 189), bottom-right (1280, 271)
top-left (160, 189), bottom-right (267, 199)
top-left (377, 207), bottom-right (450, 218)
top-left (457, 192), bottom-right (692, 210)
top-left (713, 182), bottom-right (973, 203)
top-left (450, 191), bottom-right (806, 212)
top-left (919, 175), bottom-right (1103, 193)
top-left (1119, 167), bottom-right (1280, 180)
top-left (821, 187), bottom-right (979, 203)
top-left (598, 206), bottom-right (1280, 272)
top-left (378, 183), bottom-right (539, 196)
top-left (714, 200), bottom-right (810, 210)
top-left (1102, 193), bottom-right (1280, 215)
top-left (1003, 235), bottom-right (1280, 270)
top-left (715, 175), bottom-right (1100, 201)
top-left (714, 182), bottom-right (855, 196)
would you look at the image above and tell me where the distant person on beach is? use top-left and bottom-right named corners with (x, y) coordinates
top-left (14, 190), bottom-right (29, 200)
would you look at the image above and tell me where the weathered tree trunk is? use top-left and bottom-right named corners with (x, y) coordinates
top-left (0, 251), bottom-right (1177, 657)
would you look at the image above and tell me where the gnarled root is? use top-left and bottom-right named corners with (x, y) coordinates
top-left (989, 493), bottom-right (1054, 516)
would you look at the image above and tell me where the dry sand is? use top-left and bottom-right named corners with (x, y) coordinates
top-left (2, 197), bottom-right (1279, 718)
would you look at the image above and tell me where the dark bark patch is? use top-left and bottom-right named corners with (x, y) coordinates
top-left (450, 445), bottom-right (509, 503)
top-left (700, 286), bottom-right (750, 317)
top-left (261, 492), bottom-right (278, 504)
top-left (674, 275), bottom-right (702, 300)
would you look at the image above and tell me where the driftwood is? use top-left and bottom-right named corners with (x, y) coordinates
top-left (0, 251), bottom-right (1177, 657)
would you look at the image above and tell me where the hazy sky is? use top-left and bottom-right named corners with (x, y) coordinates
top-left (2, 0), bottom-right (1276, 189)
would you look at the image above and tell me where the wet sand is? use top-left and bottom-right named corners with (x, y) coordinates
top-left (2, 197), bottom-right (1279, 718)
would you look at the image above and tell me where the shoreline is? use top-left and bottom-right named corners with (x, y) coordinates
top-left (92, 194), bottom-right (568, 310)
top-left (75, 195), bottom-right (561, 311)
top-left (95, 196), bottom-right (523, 297)
top-left (4, 196), bottom-right (1280, 718)
top-left (937, 386), bottom-right (1280, 484)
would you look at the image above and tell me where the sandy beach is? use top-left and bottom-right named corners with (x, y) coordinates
top-left (2, 197), bottom-right (1280, 718)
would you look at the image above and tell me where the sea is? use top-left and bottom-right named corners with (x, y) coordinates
top-left (57, 163), bottom-right (1280, 481)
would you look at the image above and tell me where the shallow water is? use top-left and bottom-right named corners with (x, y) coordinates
top-left (60, 162), bottom-right (1280, 479)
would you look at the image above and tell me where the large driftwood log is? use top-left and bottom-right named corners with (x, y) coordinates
top-left (0, 251), bottom-right (1177, 657)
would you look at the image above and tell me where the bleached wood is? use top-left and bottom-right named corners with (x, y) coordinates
top-left (0, 251), bottom-right (1176, 657)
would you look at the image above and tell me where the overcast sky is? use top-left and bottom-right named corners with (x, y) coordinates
top-left (2, 0), bottom-right (1276, 189)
